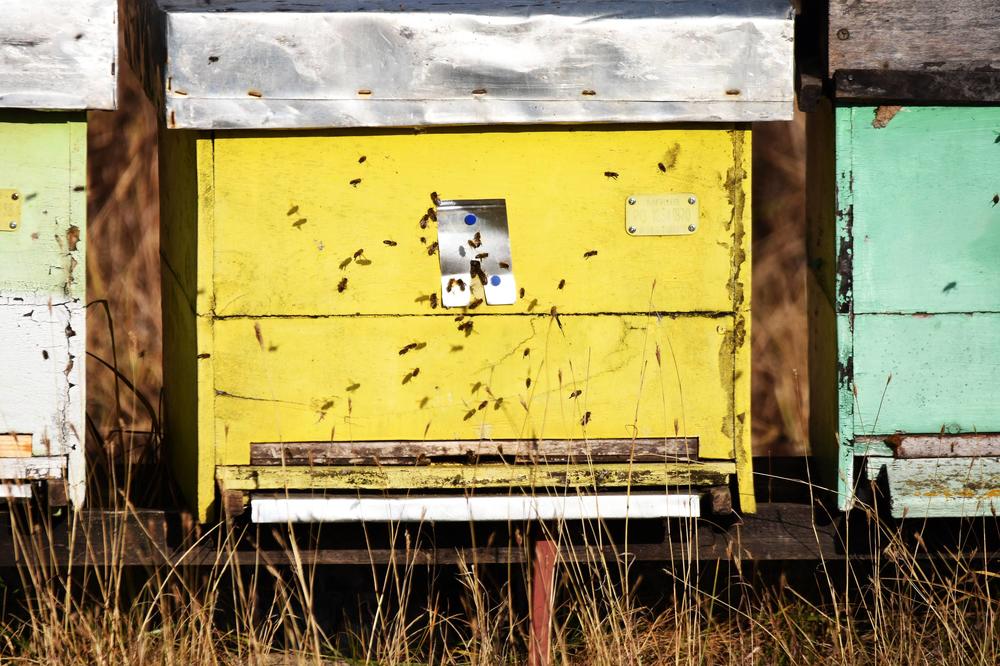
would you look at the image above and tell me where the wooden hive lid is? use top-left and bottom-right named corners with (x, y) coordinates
top-left (0, 0), bottom-right (118, 111)
top-left (803, 0), bottom-right (1000, 104)
top-left (125, 0), bottom-right (795, 130)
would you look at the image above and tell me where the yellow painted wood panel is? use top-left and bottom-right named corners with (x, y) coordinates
top-left (216, 461), bottom-right (736, 492)
top-left (210, 126), bottom-right (747, 317)
top-left (212, 314), bottom-right (736, 466)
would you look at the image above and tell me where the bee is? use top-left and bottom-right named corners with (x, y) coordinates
top-left (456, 278), bottom-right (467, 291)
top-left (475, 252), bottom-right (489, 260)
top-left (196, 353), bottom-right (210, 359)
top-left (469, 298), bottom-right (484, 309)
top-left (383, 239), bottom-right (398, 246)
top-left (583, 250), bottom-right (598, 259)
top-left (580, 411), bottom-right (591, 426)
top-left (349, 178), bottom-right (362, 187)
top-left (419, 236), bottom-right (427, 244)
top-left (337, 277), bottom-right (348, 293)
top-left (287, 205), bottom-right (299, 216)
top-left (419, 396), bottom-right (430, 408)
top-left (994, 194), bottom-right (999, 207)
top-left (458, 320), bottom-right (474, 336)
top-left (470, 261), bottom-right (487, 285)
top-left (427, 207), bottom-right (437, 222)
top-left (430, 191), bottom-right (441, 206)
top-left (353, 248), bottom-right (365, 259)
top-left (523, 348), bottom-right (530, 357)
top-left (427, 242), bottom-right (439, 256)
top-left (359, 156), bottom-right (367, 163)
top-left (658, 162), bottom-right (667, 172)
top-left (414, 342), bottom-right (427, 350)
top-left (494, 397), bottom-right (504, 410)
top-left (472, 88), bottom-right (487, 95)
top-left (525, 377), bottom-right (532, 389)
top-left (582, 89), bottom-right (597, 96)
top-left (429, 293), bottom-right (438, 309)
top-left (412, 367), bottom-right (420, 378)
top-left (346, 382), bottom-right (360, 392)
top-left (558, 279), bottom-right (565, 290)
top-left (356, 258), bottom-right (372, 266)
top-left (527, 298), bottom-right (538, 312)
top-left (471, 381), bottom-right (482, 393)
top-left (450, 344), bottom-right (464, 352)
top-left (478, 400), bottom-right (488, 411)
top-left (446, 278), bottom-right (456, 292)
top-left (292, 218), bottom-right (307, 229)
top-left (519, 287), bottom-right (525, 298)
top-left (604, 171), bottom-right (619, 179)
top-left (463, 409), bottom-right (477, 421)
top-left (339, 257), bottom-right (352, 270)
top-left (402, 368), bottom-right (419, 384)
top-left (499, 262), bottom-right (510, 269)
top-left (419, 214), bottom-right (429, 229)
top-left (399, 343), bottom-right (418, 355)
top-left (569, 390), bottom-right (582, 399)
top-left (320, 399), bottom-right (335, 410)
top-left (254, 322), bottom-right (264, 349)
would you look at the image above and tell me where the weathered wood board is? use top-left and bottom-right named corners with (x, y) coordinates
top-left (0, 0), bottom-right (117, 110)
top-left (0, 112), bottom-right (87, 505)
top-left (869, 457), bottom-right (1000, 519)
top-left (808, 103), bottom-right (1000, 516)
top-left (160, 124), bottom-right (754, 521)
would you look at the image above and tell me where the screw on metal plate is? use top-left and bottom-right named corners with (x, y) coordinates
top-left (0, 189), bottom-right (21, 233)
top-left (625, 193), bottom-right (700, 236)
top-left (436, 199), bottom-right (517, 307)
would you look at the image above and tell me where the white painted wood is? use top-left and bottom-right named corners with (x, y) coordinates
top-left (0, 483), bottom-right (33, 499)
top-left (0, 456), bottom-right (66, 480)
top-left (0, 298), bottom-right (84, 503)
top-left (251, 492), bottom-right (701, 523)
top-left (125, 0), bottom-right (794, 128)
top-left (867, 457), bottom-right (1000, 519)
top-left (0, 0), bottom-right (117, 110)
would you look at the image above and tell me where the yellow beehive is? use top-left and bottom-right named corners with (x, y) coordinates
top-left (127, 1), bottom-right (794, 522)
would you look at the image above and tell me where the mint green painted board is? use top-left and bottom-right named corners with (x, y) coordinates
top-left (844, 106), bottom-right (1000, 314)
top-left (852, 313), bottom-right (1000, 435)
top-left (868, 457), bottom-right (1000, 519)
top-left (0, 110), bottom-right (87, 300)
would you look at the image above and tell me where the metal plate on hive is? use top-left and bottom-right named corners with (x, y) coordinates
top-left (625, 193), bottom-right (699, 236)
top-left (0, 190), bottom-right (21, 233)
top-left (436, 199), bottom-right (516, 307)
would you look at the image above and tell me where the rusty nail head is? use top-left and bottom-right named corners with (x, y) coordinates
top-left (837, 28), bottom-right (850, 40)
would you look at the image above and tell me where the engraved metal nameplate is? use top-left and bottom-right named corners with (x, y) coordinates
top-left (436, 199), bottom-right (517, 307)
top-left (625, 193), bottom-right (699, 236)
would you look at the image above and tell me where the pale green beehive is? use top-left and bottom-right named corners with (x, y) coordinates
top-left (0, 1), bottom-right (117, 506)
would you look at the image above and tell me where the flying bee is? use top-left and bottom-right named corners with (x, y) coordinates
top-left (658, 162), bottom-right (667, 172)
top-left (475, 252), bottom-right (489, 260)
top-left (499, 262), bottom-right (510, 269)
top-left (569, 390), bottom-right (582, 399)
top-left (337, 277), bottom-right (348, 293)
top-left (519, 287), bottom-right (525, 298)
top-left (399, 343), bottom-right (418, 355)
top-left (339, 257), bottom-right (352, 270)
top-left (353, 248), bottom-right (364, 259)
top-left (359, 155), bottom-right (367, 163)
top-left (604, 171), bottom-right (619, 179)
top-left (469, 298), bottom-right (484, 309)
top-left (478, 400), bottom-right (488, 411)
top-left (427, 207), bottom-right (437, 222)
top-left (346, 382), bottom-right (360, 392)
top-left (383, 239), bottom-right (397, 246)
top-left (494, 397), bottom-right (504, 410)
top-left (419, 214), bottom-right (429, 229)
top-left (580, 411), bottom-right (592, 426)
top-left (429, 293), bottom-right (438, 309)
top-left (463, 409), bottom-right (477, 421)
top-left (523, 348), bottom-right (530, 357)
top-left (558, 279), bottom-right (566, 290)
top-left (527, 298), bottom-right (538, 312)
top-left (349, 178), bottom-right (362, 187)
top-left (426, 241), bottom-right (439, 256)
top-left (525, 377), bottom-right (532, 389)
top-left (584, 250), bottom-right (598, 259)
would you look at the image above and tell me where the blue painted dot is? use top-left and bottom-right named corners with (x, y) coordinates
top-left (464, 214), bottom-right (477, 225)
top-left (490, 275), bottom-right (501, 287)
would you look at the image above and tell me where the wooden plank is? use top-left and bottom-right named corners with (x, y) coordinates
top-left (210, 127), bottom-right (745, 317)
top-left (853, 314), bottom-right (1000, 436)
top-left (0, 435), bottom-right (32, 458)
top-left (846, 106), bottom-right (1000, 314)
top-left (215, 461), bottom-right (735, 492)
top-left (869, 457), bottom-right (1000, 519)
top-left (834, 70), bottom-right (1000, 104)
top-left (0, 0), bottom-right (116, 110)
top-left (828, 1), bottom-right (1000, 78)
top-left (251, 438), bottom-right (698, 466)
top-left (213, 315), bottom-right (736, 462)
top-left (0, 456), bottom-right (65, 480)
top-left (886, 434), bottom-right (1000, 459)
